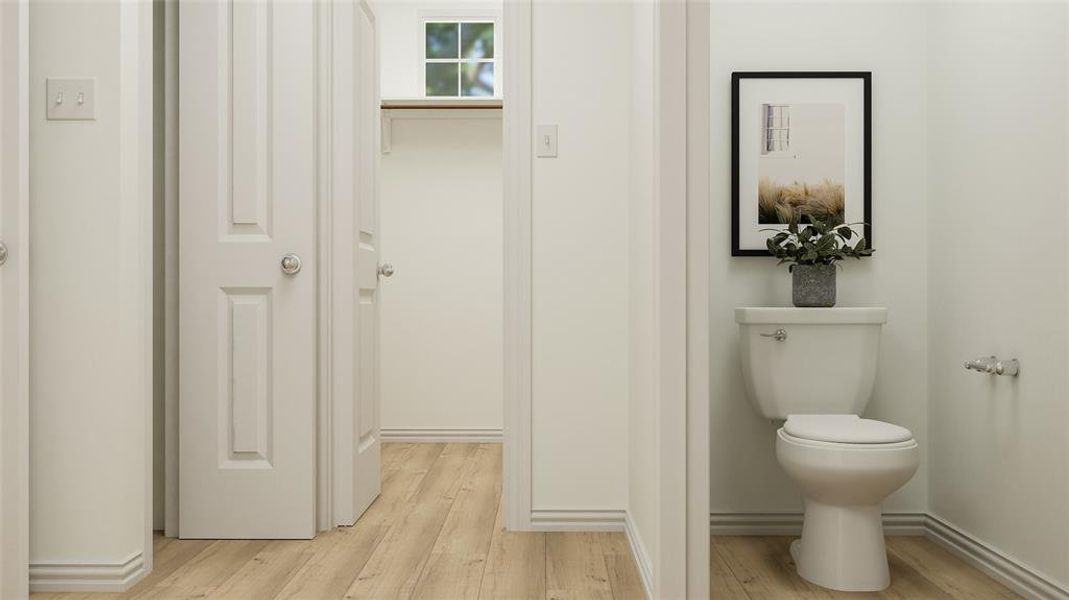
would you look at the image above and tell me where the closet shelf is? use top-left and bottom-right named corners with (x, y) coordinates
top-left (380, 98), bottom-right (503, 110)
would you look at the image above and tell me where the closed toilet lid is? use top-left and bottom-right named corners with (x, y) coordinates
top-left (784, 414), bottom-right (913, 444)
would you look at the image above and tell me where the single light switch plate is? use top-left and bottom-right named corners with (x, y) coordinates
top-left (46, 78), bottom-right (96, 121)
top-left (536, 124), bottom-right (558, 158)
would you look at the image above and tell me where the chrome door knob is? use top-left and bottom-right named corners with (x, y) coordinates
top-left (0, 241), bottom-right (8, 266)
top-left (280, 254), bottom-right (302, 275)
top-left (378, 263), bottom-right (395, 278)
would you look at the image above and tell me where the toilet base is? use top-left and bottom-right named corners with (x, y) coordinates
top-left (791, 502), bottom-right (890, 592)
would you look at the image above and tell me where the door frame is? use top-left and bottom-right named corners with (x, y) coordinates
top-left (0, 1), bottom-right (30, 597)
top-left (163, 0), bottom-right (533, 534)
top-left (501, 0), bottom-right (533, 531)
top-left (683, 0), bottom-right (711, 596)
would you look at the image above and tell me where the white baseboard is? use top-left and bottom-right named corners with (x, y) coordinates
top-left (29, 551), bottom-right (146, 592)
top-left (529, 509), bottom-right (626, 532)
top-left (709, 512), bottom-right (927, 536)
top-left (710, 512), bottom-right (1069, 600)
top-left (528, 509), bottom-right (652, 599)
top-left (924, 515), bottom-right (1069, 600)
top-left (624, 512), bottom-right (654, 600)
top-left (379, 427), bottom-right (503, 443)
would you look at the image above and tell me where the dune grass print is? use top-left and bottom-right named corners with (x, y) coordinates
top-left (758, 177), bottom-right (845, 225)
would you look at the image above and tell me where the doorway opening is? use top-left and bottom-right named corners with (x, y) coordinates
top-left (160, 0), bottom-right (530, 544)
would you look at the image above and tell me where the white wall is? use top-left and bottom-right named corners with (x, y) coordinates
top-left (530, 0), bottom-right (631, 511)
top-left (377, 0), bottom-right (502, 98)
top-left (29, 1), bottom-right (153, 589)
top-left (927, 2), bottom-right (1069, 588)
top-left (379, 112), bottom-right (503, 435)
top-left (708, 1), bottom-right (931, 515)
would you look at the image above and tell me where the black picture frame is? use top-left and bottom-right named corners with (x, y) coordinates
top-left (731, 71), bottom-right (872, 257)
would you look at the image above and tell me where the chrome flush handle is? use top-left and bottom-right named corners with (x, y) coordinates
top-left (760, 329), bottom-right (788, 342)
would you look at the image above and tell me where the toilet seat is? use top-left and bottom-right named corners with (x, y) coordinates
top-left (775, 425), bottom-right (921, 592)
top-left (784, 414), bottom-right (913, 445)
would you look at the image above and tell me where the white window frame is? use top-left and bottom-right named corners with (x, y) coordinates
top-left (761, 103), bottom-right (793, 157)
top-left (419, 13), bottom-right (502, 98)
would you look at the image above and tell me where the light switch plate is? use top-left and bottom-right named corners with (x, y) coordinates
top-left (536, 124), bottom-right (558, 158)
top-left (46, 78), bottom-right (96, 121)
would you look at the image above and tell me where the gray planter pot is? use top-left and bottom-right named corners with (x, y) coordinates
top-left (792, 263), bottom-right (837, 307)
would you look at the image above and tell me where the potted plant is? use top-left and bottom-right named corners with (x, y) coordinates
top-left (765, 216), bottom-right (873, 307)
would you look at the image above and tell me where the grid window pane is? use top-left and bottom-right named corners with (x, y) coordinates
top-left (426, 62), bottom-right (459, 96)
top-left (425, 22), bottom-right (458, 59)
top-left (461, 62), bottom-right (494, 96)
top-left (461, 22), bottom-right (494, 59)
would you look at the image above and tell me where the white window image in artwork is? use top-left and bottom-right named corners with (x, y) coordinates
top-left (763, 104), bottom-right (791, 155)
top-left (423, 20), bottom-right (499, 97)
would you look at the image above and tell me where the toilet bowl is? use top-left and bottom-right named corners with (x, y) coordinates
top-left (775, 414), bottom-right (920, 592)
top-left (736, 307), bottom-right (921, 591)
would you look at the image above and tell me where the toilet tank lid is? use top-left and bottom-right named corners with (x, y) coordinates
top-left (735, 307), bottom-right (888, 325)
top-left (784, 415), bottom-right (913, 444)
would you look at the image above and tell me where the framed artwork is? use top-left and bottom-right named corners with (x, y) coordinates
top-left (731, 72), bottom-right (872, 256)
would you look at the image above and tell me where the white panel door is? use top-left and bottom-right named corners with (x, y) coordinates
top-left (179, 0), bottom-right (317, 539)
top-left (350, 0), bottom-right (382, 522)
top-left (0, 1), bottom-right (29, 595)
top-left (329, 0), bottom-right (381, 527)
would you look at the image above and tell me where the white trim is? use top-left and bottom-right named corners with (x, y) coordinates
top-left (29, 553), bottom-right (147, 593)
top-left (708, 513), bottom-right (1069, 600)
top-left (653, 0), bottom-right (690, 598)
top-left (625, 512), bottom-right (655, 600)
top-left (925, 515), bottom-right (1069, 600)
top-left (316, 0), bottom-right (335, 533)
top-left (384, 107), bottom-right (501, 119)
top-left (0, 2), bottom-right (30, 597)
top-left (380, 106), bottom-right (502, 154)
top-left (381, 112), bottom-right (391, 154)
top-left (684, 0), bottom-right (711, 597)
top-left (708, 512), bottom-right (928, 537)
top-left (380, 427), bottom-right (503, 443)
top-left (529, 509), bottom-right (626, 532)
top-left (502, 0), bottom-right (533, 532)
top-left (382, 97), bottom-right (502, 110)
top-left (118, 0), bottom-right (156, 579)
top-left (162, 0), bottom-right (179, 540)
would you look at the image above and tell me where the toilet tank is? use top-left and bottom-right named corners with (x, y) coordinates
top-left (735, 307), bottom-right (887, 420)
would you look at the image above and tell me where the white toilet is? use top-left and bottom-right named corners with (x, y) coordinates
top-left (736, 307), bottom-right (919, 592)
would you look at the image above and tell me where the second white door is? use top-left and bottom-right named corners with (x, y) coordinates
top-left (179, 0), bottom-right (317, 539)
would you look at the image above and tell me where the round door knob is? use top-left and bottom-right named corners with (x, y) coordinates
top-left (378, 263), bottom-right (395, 278)
top-left (280, 254), bottom-right (302, 275)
